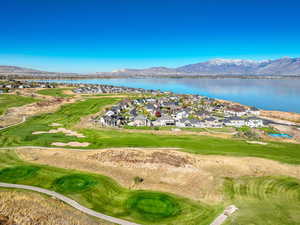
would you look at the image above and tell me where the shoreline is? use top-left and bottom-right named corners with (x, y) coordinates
top-left (2, 74), bottom-right (300, 80)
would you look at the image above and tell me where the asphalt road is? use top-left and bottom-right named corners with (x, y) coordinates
top-left (0, 182), bottom-right (140, 225)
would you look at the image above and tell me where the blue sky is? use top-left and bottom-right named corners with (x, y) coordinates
top-left (0, 0), bottom-right (300, 73)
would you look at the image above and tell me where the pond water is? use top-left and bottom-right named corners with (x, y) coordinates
top-left (268, 133), bottom-right (293, 138)
top-left (40, 78), bottom-right (300, 113)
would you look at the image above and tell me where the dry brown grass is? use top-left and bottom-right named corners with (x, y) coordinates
top-left (0, 92), bottom-right (79, 128)
top-left (261, 110), bottom-right (300, 124)
top-left (17, 147), bottom-right (300, 204)
top-left (0, 189), bottom-right (113, 225)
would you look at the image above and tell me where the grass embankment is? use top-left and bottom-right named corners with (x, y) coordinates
top-left (1, 97), bottom-right (300, 164)
top-left (0, 94), bottom-right (38, 116)
top-left (37, 88), bottom-right (73, 98)
top-left (0, 188), bottom-right (112, 225)
top-left (223, 176), bottom-right (300, 225)
top-left (0, 150), bottom-right (221, 225)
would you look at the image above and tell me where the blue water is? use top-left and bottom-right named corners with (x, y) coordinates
top-left (41, 78), bottom-right (300, 113)
top-left (268, 133), bottom-right (293, 138)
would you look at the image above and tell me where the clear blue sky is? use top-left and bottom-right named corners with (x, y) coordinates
top-left (1, 0), bottom-right (300, 73)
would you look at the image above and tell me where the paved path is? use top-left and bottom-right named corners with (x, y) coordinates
top-left (0, 116), bottom-right (26, 131)
top-left (210, 205), bottom-right (238, 225)
top-left (0, 182), bottom-right (140, 225)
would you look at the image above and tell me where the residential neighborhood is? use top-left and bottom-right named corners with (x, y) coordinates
top-left (73, 85), bottom-right (164, 95)
top-left (95, 94), bottom-right (266, 129)
top-left (0, 80), bottom-right (56, 93)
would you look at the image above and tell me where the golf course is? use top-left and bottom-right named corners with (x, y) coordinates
top-left (0, 91), bottom-right (300, 225)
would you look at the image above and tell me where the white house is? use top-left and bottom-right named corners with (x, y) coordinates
top-left (224, 107), bottom-right (247, 117)
top-left (128, 115), bottom-right (151, 127)
top-left (224, 117), bottom-right (246, 127)
top-left (248, 107), bottom-right (260, 116)
top-left (175, 110), bottom-right (189, 120)
top-left (176, 119), bottom-right (192, 127)
top-left (153, 116), bottom-right (175, 126)
top-left (245, 117), bottom-right (264, 128)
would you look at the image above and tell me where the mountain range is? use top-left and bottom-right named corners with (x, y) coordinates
top-left (109, 57), bottom-right (300, 76)
top-left (1, 57), bottom-right (300, 78)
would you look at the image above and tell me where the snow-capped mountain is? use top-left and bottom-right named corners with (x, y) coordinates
top-left (1, 57), bottom-right (300, 77)
top-left (114, 57), bottom-right (300, 76)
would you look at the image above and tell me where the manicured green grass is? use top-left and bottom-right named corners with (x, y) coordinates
top-left (126, 192), bottom-right (181, 222)
top-left (53, 174), bottom-right (98, 194)
top-left (0, 165), bottom-right (40, 182)
top-left (0, 97), bottom-right (121, 147)
top-left (0, 150), bottom-right (221, 225)
top-left (223, 176), bottom-right (300, 225)
top-left (37, 88), bottom-right (73, 98)
top-left (0, 94), bottom-right (38, 115)
top-left (1, 97), bottom-right (300, 164)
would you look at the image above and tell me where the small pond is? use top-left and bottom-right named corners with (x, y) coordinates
top-left (268, 133), bottom-right (293, 138)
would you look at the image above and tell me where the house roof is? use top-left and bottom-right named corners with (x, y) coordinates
top-left (134, 115), bottom-right (147, 120)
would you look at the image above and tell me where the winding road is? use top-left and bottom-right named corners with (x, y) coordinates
top-left (0, 182), bottom-right (140, 225)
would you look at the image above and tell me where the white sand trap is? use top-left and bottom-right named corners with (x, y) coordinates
top-left (33, 128), bottom-right (85, 138)
top-left (51, 142), bottom-right (90, 147)
top-left (50, 123), bottom-right (62, 127)
top-left (247, 141), bottom-right (268, 145)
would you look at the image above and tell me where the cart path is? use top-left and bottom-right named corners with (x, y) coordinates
top-left (0, 116), bottom-right (26, 131)
top-left (210, 205), bottom-right (238, 225)
top-left (0, 182), bottom-right (140, 225)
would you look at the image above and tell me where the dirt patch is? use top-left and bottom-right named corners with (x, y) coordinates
top-left (0, 215), bottom-right (16, 225)
top-left (51, 142), bottom-right (90, 147)
top-left (33, 128), bottom-right (85, 138)
top-left (17, 147), bottom-right (300, 203)
top-left (0, 189), bottom-right (111, 225)
top-left (0, 95), bottom-right (79, 128)
top-left (261, 110), bottom-right (300, 124)
top-left (88, 150), bottom-right (193, 168)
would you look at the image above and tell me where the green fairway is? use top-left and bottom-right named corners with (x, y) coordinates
top-left (223, 176), bottom-right (300, 225)
top-left (0, 150), bottom-right (221, 225)
top-left (0, 97), bottom-right (300, 164)
top-left (37, 88), bottom-right (73, 98)
top-left (0, 94), bottom-right (38, 115)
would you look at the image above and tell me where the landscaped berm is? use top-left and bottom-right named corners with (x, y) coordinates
top-left (0, 89), bottom-right (300, 225)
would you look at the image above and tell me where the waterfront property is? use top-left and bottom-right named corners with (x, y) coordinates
top-left (96, 94), bottom-right (265, 129)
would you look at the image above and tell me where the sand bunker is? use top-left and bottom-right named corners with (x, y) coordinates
top-left (49, 123), bottom-right (62, 127)
top-left (51, 142), bottom-right (90, 147)
top-left (33, 128), bottom-right (85, 138)
top-left (246, 141), bottom-right (268, 145)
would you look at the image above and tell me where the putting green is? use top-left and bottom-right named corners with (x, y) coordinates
top-left (0, 165), bottom-right (40, 182)
top-left (126, 192), bottom-right (181, 222)
top-left (53, 174), bottom-right (98, 194)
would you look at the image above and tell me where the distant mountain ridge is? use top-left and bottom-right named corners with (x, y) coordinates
top-left (111, 57), bottom-right (300, 76)
top-left (1, 57), bottom-right (300, 78)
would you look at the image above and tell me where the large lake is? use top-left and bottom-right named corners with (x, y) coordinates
top-left (44, 78), bottom-right (300, 113)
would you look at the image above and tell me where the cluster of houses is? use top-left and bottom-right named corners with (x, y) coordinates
top-left (73, 85), bottom-right (164, 95)
top-left (0, 80), bottom-right (55, 93)
top-left (96, 95), bottom-right (265, 129)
